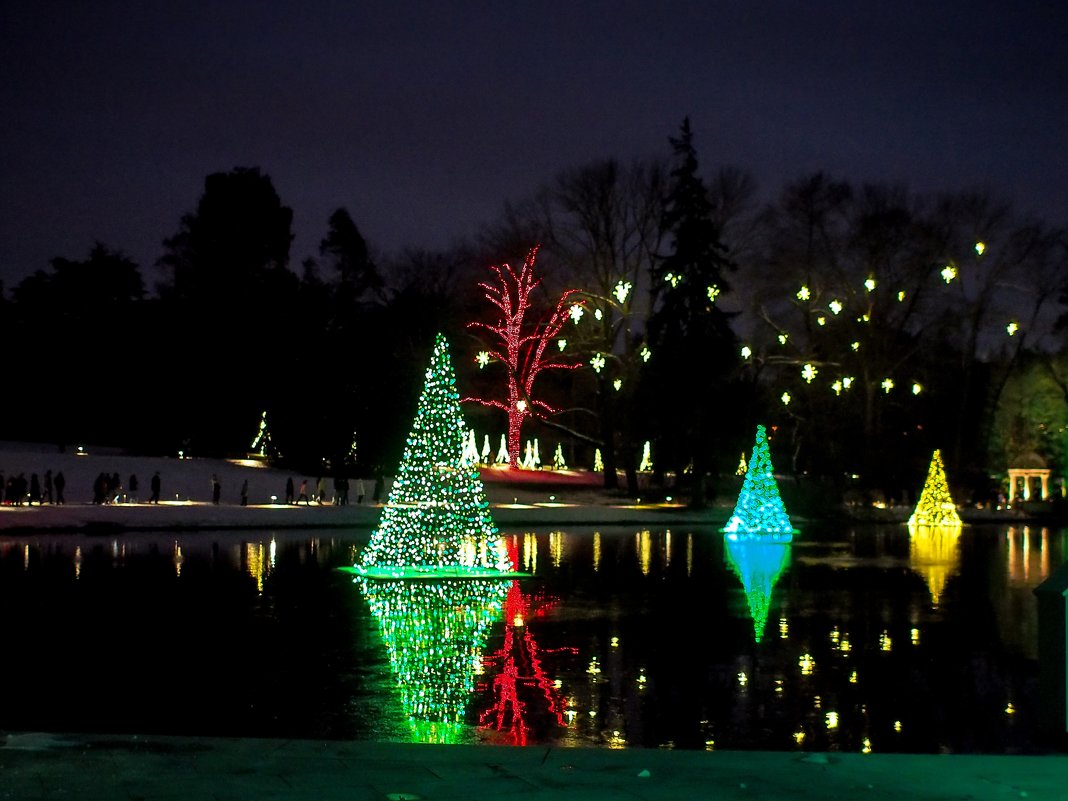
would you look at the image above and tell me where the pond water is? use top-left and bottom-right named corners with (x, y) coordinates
top-left (0, 522), bottom-right (1062, 754)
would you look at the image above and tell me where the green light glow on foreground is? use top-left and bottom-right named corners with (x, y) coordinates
top-left (358, 334), bottom-right (514, 577)
top-left (724, 536), bottom-right (792, 642)
top-left (722, 424), bottom-right (797, 539)
top-left (357, 577), bottom-right (510, 744)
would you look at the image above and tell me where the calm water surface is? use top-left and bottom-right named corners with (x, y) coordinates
top-left (0, 522), bottom-right (1062, 754)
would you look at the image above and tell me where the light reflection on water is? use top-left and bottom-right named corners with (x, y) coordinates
top-left (0, 522), bottom-right (1063, 753)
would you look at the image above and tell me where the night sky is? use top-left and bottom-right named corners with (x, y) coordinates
top-left (2, 2), bottom-right (1066, 289)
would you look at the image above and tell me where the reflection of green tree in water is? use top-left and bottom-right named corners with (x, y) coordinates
top-left (724, 537), bottom-right (791, 643)
top-left (358, 577), bottom-right (509, 743)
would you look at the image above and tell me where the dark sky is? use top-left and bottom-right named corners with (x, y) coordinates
top-left (2, 1), bottom-right (1066, 290)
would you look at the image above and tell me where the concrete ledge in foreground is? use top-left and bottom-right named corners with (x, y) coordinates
top-left (2, 733), bottom-right (1066, 801)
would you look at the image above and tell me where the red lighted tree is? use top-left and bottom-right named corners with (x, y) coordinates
top-left (466, 246), bottom-right (582, 468)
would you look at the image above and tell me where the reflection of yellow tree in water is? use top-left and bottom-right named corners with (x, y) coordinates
top-left (723, 537), bottom-right (792, 642)
top-left (908, 524), bottom-right (961, 606)
top-left (358, 577), bottom-right (509, 744)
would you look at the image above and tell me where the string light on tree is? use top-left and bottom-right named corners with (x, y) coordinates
top-left (355, 334), bottom-right (514, 578)
top-left (908, 449), bottom-right (962, 528)
top-left (249, 410), bottom-right (279, 459)
top-left (638, 441), bottom-right (653, 472)
top-left (593, 449), bottom-right (604, 472)
top-left (465, 247), bottom-right (582, 469)
top-left (722, 424), bottom-right (797, 539)
top-left (552, 443), bottom-right (567, 470)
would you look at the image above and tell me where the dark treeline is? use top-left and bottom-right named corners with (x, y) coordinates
top-left (3, 121), bottom-right (1067, 505)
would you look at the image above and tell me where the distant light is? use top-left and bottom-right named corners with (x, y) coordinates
top-left (594, 308), bottom-right (603, 320)
top-left (781, 392), bottom-right (791, 406)
top-left (569, 304), bottom-right (584, 323)
top-left (941, 265), bottom-right (957, 283)
top-left (829, 299), bottom-right (843, 315)
top-left (778, 332), bottom-right (789, 345)
top-left (882, 378), bottom-right (894, 393)
top-left (557, 338), bottom-right (567, 351)
top-left (975, 241), bottom-right (986, 255)
top-left (741, 345), bottom-right (752, 359)
top-left (801, 363), bottom-right (818, 383)
top-left (897, 290), bottom-right (906, 302)
top-left (612, 378), bottom-right (622, 391)
top-left (832, 380), bottom-right (842, 395)
top-left (817, 316), bottom-right (827, 326)
top-left (864, 276), bottom-right (876, 292)
top-left (1006, 321), bottom-right (1019, 336)
top-left (912, 382), bottom-right (923, 395)
top-left (613, 280), bottom-right (632, 303)
top-left (590, 353), bottom-right (606, 373)
top-left (516, 399), bottom-right (527, 412)
top-left (640, 345), bottom-right (651, 362)
top-left (476, 350), bottom-right (490, 368)
top-left (842, 377), bottom-right (854, 389)
top-left (797, 285), bottom-right (811, 301)
top-left (851, 341), bottom-right (860, 351)
top-left (707, 284), bottom-right (720, 302)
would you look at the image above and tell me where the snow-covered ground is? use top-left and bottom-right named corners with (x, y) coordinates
top-left (0, 442), bottom-right (718, 532)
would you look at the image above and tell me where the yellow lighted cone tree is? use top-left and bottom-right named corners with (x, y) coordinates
top-left (908, 449), bottom-right (962, 527)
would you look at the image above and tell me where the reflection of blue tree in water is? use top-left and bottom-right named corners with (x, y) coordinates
top-left (358, 577), bottom-right (509, 744)
top-left (724, 537), bottom-right (792, 643)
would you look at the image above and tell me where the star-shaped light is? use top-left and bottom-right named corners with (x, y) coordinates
top-left (802, 363), bottom-right (818, 383)
top-left (569, 303), bottom-right (584, 323)
top-left (881, 378), bottom-right (894, 393)
top-left (707, 284), bottom-right (720, 302)
top-left (941, 265), bottom-right (957, 283)
top-left (797, 285), bottom-right (811, 301)
top-left (476, 351), bottom-right (490, 368)
top-left (613, 280), bottom-right (632, 303)
top-left (832, 380), bottom-right (842, 395)
top-left (781, 392), bottom-right (791, 406)
top-left (829, 299), bottom-right (843, 315)
top-left (590, 353), bottom-right (606, 373)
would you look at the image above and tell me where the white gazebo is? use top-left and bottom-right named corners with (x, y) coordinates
top-left (1006, 452), bottom-right (1051, 502)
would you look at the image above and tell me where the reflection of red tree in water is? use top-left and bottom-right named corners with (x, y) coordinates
top-left (476, 569), bottom-right (575, 744)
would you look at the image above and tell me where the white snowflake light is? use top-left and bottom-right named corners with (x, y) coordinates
top-left (476, 351), bottom-right (490, 368)
top-left (802, 363), bottom-right (818, 383)
top-left (590, 353), bottom-right (606, 373)
top-left (613, 280), bottom-right (632, 303)
top-left (882, 378), bottom-right (894, 393)
top-left (829, 299), bottom-right (843, 315)
top-left (569, 303), bottom-right (585, 323)
top-left (941, 265), bottom-right (957, 283)
top-left (797, 285), bottom-right (811, 301)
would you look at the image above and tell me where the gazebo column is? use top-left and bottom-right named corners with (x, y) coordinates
top-left (1007, 470), bottom-right (1018, 503)
top-left (1040, 473), bottom-right (1050, 500)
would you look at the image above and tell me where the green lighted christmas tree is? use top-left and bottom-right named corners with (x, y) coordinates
top-left (724, 537), bottom-right (792, 643)
top-left (249, 410), bottom-right (279, 459)
top-left (908, 449), bottom-right (962, 528)
top-left (356, 334), bottom-right (515, 578)
top-left (722, 424), bottom-right (797, 540)
top-left (358, 576), bottom-right (509, 744)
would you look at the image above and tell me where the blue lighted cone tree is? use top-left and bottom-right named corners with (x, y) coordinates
top-left (724, 538), bottom-right (792, 643)
top-left (907, 449), bottom-right (962, 528)
top-left (357, 333), bottom-right (514, 578)
top-left (359, 577), bottom-right (509, 743)
top-left (722, 424), bottom-right (797, 540)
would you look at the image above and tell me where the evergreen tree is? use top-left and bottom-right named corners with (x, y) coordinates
top-left (358, 334), bottom-right (512, 576)
top-left (722, 424), bottom-right (797, 538)
top-left (908, 449), bottom-right (962, 527)
top-left (643, 118), bottom-right (739, 507)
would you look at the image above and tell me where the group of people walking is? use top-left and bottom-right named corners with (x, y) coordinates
top-left (283, 475), bottom-right (366, 506)
top-left (0, 469), bottom-right (65, 505)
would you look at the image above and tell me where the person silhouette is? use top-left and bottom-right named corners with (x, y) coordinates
top-left (54, 471), bottom-right (66, 504)
top-left (211, 474), bottom-right (221, 505)
top-left (149, 471), bottom-right (161, 504)
top-left (297, 479), bottom-right (310, 505)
